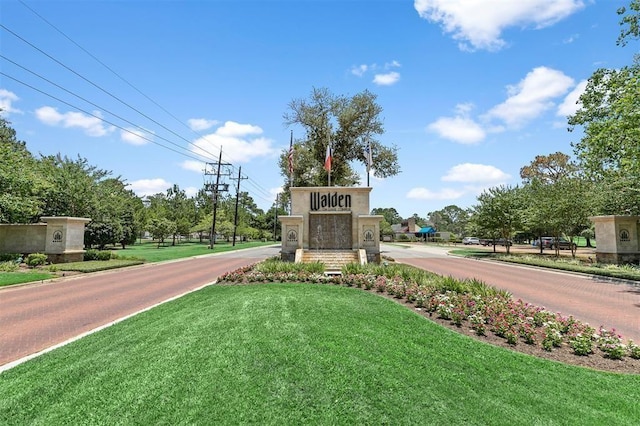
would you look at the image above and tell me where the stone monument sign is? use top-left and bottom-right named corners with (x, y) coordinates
top-left (0, 216), bottom-right (90, 263)
top-left (279, 187), bottom-right (382, 263)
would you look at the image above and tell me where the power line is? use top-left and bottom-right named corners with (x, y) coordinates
top-left (0, 23), bottom-right (223, 162)
top-left (1, 14), bottom-right (282, 209)
top-left (1, 55), bottom-right (217, 163)
top-left (0, 71), bottom-right (207, 163)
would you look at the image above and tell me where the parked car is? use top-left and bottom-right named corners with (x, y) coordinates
top-left (462, 237), bottom-right (480, 245)
top-left (480, 238), bottom-right (512, 246)
top-left (551, 238), bottom-right (577, 250)
top-left (533, 236), bottom-right (577, 250)
top-left (533, 237), bottom-right (554, 248)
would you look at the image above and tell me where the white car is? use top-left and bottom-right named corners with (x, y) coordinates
top-left (462, 237), bottom-right (480, 245)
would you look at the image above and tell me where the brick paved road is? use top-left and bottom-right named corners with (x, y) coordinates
top-left (0, 246), bottom-right (279, 369)
top-left (383, 244), bottom-right (640, 343)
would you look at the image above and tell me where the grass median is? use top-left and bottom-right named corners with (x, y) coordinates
top-left (1, 284), bottom-right (638, 424)
top-left (0, 240), bottom-right (276, 287)
top-left (109, 240), bottom-right (276, 263)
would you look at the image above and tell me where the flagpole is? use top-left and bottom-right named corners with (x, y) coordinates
top-left (288, 130), bottom-right (293, 185)
top-left (366, 140), bottom-right (372, 187)
top-left (288, 130), bottom-right (293, 214)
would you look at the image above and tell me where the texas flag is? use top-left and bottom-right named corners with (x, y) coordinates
top-left (324, 143), bottom-right (332, 172)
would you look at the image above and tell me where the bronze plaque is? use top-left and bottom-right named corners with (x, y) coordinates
top-left (309, 213), bottom-right (352, 250)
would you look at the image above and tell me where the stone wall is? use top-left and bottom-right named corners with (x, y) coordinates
top-left (0, 224), bottom-right (47, 253)
top-left (0, 217), bottom-right (90, 263)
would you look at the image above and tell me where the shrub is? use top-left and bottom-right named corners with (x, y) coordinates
top-left (84, 249), bottom-right (99, 261)
top-left (0, 253), bottom-right (21, 262)
top-left (569, 334), bottom-right (594, 356)
top-left (597, 327), bottom-right (626, 359)
top-left (84, 249), bottom-right (112, 261)
top-left (627, 341), bottom-right (640, 359)
top-left (0, 261), bottom-right (19, 272)
top-left (541, 322), bottom-right (563, 351)
top-left (25, 253), bottom-right (48, 268)
top-left (97, 251), bottom-right (112, 261)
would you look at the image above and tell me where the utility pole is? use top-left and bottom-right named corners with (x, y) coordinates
top-left (273, 193), bottom-right (279, 241)
top-left (204, 149), bottom-right (231, 249)
top-left (230, 166), bottom-right (248, 247)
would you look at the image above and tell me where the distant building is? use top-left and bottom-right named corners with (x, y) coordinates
top-left (391, 217), bottom-right (423, 240)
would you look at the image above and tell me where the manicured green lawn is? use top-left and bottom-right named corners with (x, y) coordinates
top-left (0, 271), bottom-right (54, 287)
top-left (1, 284), bottom-right (638, 424)
top-left (112, 240), bottom-right (276, 263)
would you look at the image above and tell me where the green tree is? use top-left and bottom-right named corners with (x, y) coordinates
top-left (38, 154), bottom-right (107, 218)
top-left (471, 185), bottom-right (523, 254)
top-left (0, 116), bottom-right (46, 223)
top-left (427, 205), bottom-right (470, 236)
top-left (520, 152), bottom-right (576, 184)
top-left (379, 218), bottom-right (393, 240)
top-left (84, 220), bottom-right (123, 250)
top-left (519, 153), bottom-right (594, 257)
top-left (92, 178), bottom-right (141, 249)
top-left (617, 0), bottom-right (640, 47)
top-left (568, 3), bottom-right (640, 214)
top-left (167, 185), bottom-right (196, 245)
top-left (371, 207), bottom-right (402, 226)
top-left (281, 87), bottom-right (400, 188)
top-left (146, 217), bottom-right (176, 247)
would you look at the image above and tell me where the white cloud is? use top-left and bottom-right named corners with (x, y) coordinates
top-left (216, 121), bottom-right (263, 137)
top-left (270, 186), bottom-right (284, 200)
top-left (428, 116), bottom-right (485, 144)
top-left (484, 66), bottom-right (574, 127)
top-left (188, 118), bottom-right (218, 131)
top-left (189, 120), bottom-right (278, 164)
top-left (406, 187), bottom-right (466, 200)
top-left (563, 34), bottom-right (580, 44)
top-left (406, 163), bottom-right (510, 202)
top-left (121, 128), bottom-right (150, 145)
top-left (414, 0), bottom-right (586, 51)
top-left (351, 61), bottom-right (400, 81)
top-left (181, 160), bottom-right (207, 173)
top-left (184, 186), bottom-right (199, 197)
top-left (557, 79), bottom-right (588, 117)
top-left (351, 64), bottom-right (369, 77)
top-left (128, 178), bottom-right (172, 197)
top-left (0, 89), bottom-right (21, 115)
top-left (442, 163), bottom-right (511, 183)
top-left (35, 106), bottom-right (113, 137)
top-left (373, 72), bottom-right (400, 86)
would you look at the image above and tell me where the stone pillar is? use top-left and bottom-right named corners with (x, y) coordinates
top-left (357, 215), bottom-right (383, 263)
top-left (279, 215), bottom-right (303, 262)
top-left (41, 217), bottom-right (91, 263)
top-left (590, 215), bottom-right (640, 264)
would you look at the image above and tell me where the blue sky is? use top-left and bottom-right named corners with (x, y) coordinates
top-left (1, 0), bottom-right (634, 219)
